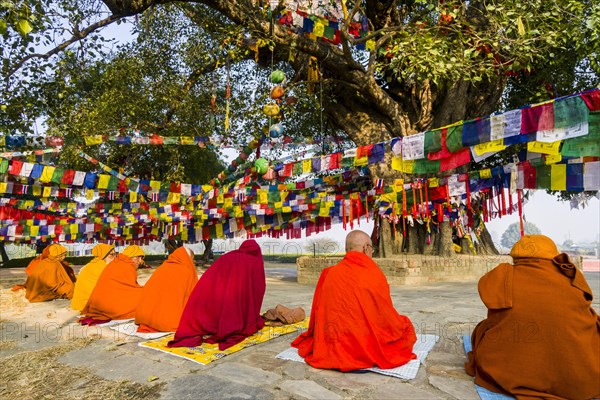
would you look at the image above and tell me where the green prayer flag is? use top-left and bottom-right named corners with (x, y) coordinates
top-left (446, 125), bottom-right (464, 153)
top-left (424, 130), bottom-right (442, 153)
top-left (554, 96), bottom-right (589, 129)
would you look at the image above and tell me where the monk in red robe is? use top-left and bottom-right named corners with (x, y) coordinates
top-left (466, 235), bottom-right (600, 399)
top-left (25, 244), bottom-right (75, 302)
top-left (79, 245), bottom-right (144, 323)
top-left (135, 247), bottom-right (198, 332)
top-left (168, 239), bottom-right (265, 350)
top-left (292, 230), bottom-right (416, 371)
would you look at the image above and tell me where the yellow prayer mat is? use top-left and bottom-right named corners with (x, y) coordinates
top-left (138, 318), bottom-right (309, 365)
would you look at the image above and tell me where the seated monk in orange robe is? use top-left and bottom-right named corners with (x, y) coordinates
top-left (11, 246), bottom-right (51, 291)
top-left (25, 244), bottom-right (75, 302)
top-left (71, 244), bottom-right (117, 312)
top-left (292, 230), bottom-right (417, 371)
top-left (135, 247), bottom-right (198, 332)
top-left (79, 245), bottom-right (145, 323)
top-left (466, 235), bottom-right (600, 399)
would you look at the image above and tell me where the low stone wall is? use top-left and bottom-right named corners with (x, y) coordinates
top-left (297, 254), bottom-right (514, 285)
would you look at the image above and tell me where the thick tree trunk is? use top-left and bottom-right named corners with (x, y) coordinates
top-left (0, 242), bottom-right (9, 266)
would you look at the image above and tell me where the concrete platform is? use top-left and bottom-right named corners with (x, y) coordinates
top-left (1, 262), bottom-right (598, 399)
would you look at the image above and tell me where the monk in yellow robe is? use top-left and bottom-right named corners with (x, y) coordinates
top-left (79, 245), bottom-right (144, 324)
top-left (292, 230), bottom-right (416, 371)
top-left (25, 244), bottom-right (75, 302)
top-left (135, 247), bottom-right (198, 332)
top-left (70, 244), bottom-right (117, 312)
top-left (466, 235), bottom-right (600, 399)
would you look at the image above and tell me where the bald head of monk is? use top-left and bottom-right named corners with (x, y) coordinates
top-left (184, 247), bottom-right (195, 261)
top-left (345, 230), bottom-right (374, 257)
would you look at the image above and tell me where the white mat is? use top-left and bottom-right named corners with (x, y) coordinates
top-left (463, 335), bottom-right (515, 400)
top-left (109, 322), bottom-right (174, 339)
top-left (82, 318), bottom-right (135, 327)
top-left (276, 334), bottom-right (439, 379)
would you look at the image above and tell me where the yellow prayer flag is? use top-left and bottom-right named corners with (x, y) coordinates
top-left (224, 197), bottom-right (233, 209)
top-left (217, 193), bottom-right (224, 204)
top-left (480, 169), bottom-right (492, 179)
top-left (181, 137), bottom-right (195, 145)
top-left (40, 166), bottom-right (56, 183)
top-left (313, 22), bottom-right (325, 37)
top-left (86, 189), bottom-right (94, 200)
top-left (545, 154), bottom-right (562, 165)
top-left (319, 205), bottom-right (330, 217)
top-left (43, 186), bottom-right (52, 197)
top-left (150, 180), bottom-right (161, 190)
top-left (354, 155), bottom-right (368, 167)
top-left (258, 189), bottom-right (268, 204)
top-left (366, 39), bottom-right (376, 51)
top-left (130, 192), bottom-right (137, 202)
top-left (84, 135), bottom-right (103, 146)
top-left (474, 139), bottom-right (506, 156)
top-left (70, 224), bottom-right (79, 235)
top-left (391, 156), bottom-right (414, 173)
top-left (97, 174), bottom-right (111, 189)
top-left (32, 186), bottom-right (41, 196)
top-left (302, 159), bottom-right (312, 174)
top-left (167, 192), bottom-right (181, 204)
top-left (0, 182), bottom-right (6, 193)
top-left (550, 164), bottom-right (567, 191)
top-left (31, 226), bottom-right (39, 237)
top-left (527, 141), bottom-right (561, 155)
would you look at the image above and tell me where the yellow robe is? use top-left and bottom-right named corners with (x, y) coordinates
top-left (71, 244), bottom-right (113, 311)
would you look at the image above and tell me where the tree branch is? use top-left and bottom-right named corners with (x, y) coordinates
top-left (6, 14), bottom-right (124, 79)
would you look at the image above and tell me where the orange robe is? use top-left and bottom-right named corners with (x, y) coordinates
top-left (292, 251), bottom-right (416, 371)
top-left (135, 247), bottom-right (198, 332)
top-left (80, 254), bottom-right (143, 321)
top-left (466, 253), bottom-right (600, 399)
top-left (71, 244), bottom-right (113, 312)
top-left (25, 256), bottom-right (74, 302)
top-left (25, 247), bottom-right (50, 276)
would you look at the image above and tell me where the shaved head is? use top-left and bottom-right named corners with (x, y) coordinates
top-left (185, 247), bottom-right (195, 260)
top-left (345, 230), bottom-right (372, 253)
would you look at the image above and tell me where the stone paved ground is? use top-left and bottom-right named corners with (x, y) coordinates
top-left (1, 263), bottom-right (598, 400)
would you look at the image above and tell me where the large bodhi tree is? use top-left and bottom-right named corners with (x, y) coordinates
top-left (1, 0), bottom-right (598, 256)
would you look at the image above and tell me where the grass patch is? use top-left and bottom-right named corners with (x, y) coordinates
top-left (0, 338), bottom-right (164, 400)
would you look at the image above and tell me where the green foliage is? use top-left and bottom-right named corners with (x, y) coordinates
top-left (500, 221), bottom-right (542, 249)
top-left (378, 0), bottom-right (598, 87)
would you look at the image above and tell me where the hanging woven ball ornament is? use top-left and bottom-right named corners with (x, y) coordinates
top-left (227, 165), bottom-right (236, 172)
top-left (254, 157), bottom-right (269, 174)
top-left (270, 86), bottom-right (285, 99)
top-left (248, 140), bottom-right (259, 149)
top-left (263, 168), bottom-right (276, 180)
top-left (269, 123), bottom-right (284, 138)
top-left (270, 70), bottom-right (285, 84)
top-left (285, 96), bottom-right (298, 106)
top-left (239, 152), bottom-right (248, 160)
top-left (263, 102), bottom-right (280, 117)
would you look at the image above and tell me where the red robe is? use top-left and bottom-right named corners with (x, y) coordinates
top-left (466, 253), bottom-right (600, 399)
top-left (135, 247), bottom-right (198, 332)
top-left (80, 254), bottom-right (143, 321)
top-left (168, 240), bottom-right (265, 350)
top-left (292, 251), bottom-right (416, 371)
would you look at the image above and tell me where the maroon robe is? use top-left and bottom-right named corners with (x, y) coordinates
top-left (168, 240), bottom-right (266, 350)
